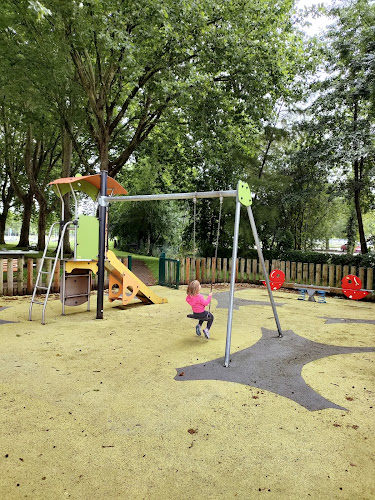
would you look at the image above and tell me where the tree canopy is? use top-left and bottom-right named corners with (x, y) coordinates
top-left (0, 0), bottom-right (374, 256)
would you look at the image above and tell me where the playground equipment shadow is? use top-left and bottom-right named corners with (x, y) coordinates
top-left (0, 286), bottom-right (374, 499)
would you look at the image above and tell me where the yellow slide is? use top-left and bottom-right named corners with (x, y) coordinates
top-left (105, 250), bottom-right (168, 306)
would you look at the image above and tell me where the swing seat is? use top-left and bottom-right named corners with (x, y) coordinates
top-left (187, 312), bottom-right (210, 320)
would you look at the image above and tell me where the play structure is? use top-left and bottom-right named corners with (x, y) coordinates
top-left (29, 172), bottom-right (284, 367)
top-left (261, 270), bottom-right (285, 290)
top-left (341, 274), bottom-right (372, 300)
top-left (29, 174), bottom-right (167, 325)
top-left (261, 270), bottom-right (373, 302)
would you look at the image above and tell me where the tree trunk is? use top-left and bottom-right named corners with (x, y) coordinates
top-left (353, 157), bottom-right (368, 254)
top-left (62, 125), bottom-right (72, 254)
top-left (352, 101), bottom-right (367, 255)
top-left (37, 196), bottom-right (47, 251)
top-left (17, 191), bottom-right (33, 248)
top-left (99, 134), bottom-right (109, 172)
top-left (0, 213), bottom-right (6, 245)
top-left (0, 192), bottom-right (12, 245)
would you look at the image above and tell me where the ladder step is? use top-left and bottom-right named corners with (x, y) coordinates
top-left (36, 286), bottom-right (49, 290)
top-left (40, 271), bottom-right (53, 274)
top-left (44, 257), bottom-right (55, 260)
top-left (32, 300), bottom-right (45, 305)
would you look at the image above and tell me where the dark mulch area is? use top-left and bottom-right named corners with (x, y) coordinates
top-left (130, 259), bottom-right (156, 286)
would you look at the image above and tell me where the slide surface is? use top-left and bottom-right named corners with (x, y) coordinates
top-left (105, 250), bottom-right (168, 305)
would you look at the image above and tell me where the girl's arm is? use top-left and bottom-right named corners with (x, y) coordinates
top-left (199, 293), bottom-right (212, 306)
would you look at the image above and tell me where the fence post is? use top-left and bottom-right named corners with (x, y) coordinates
top-left (336, 265), bottom-right (342, 287)
top-left (212, 257), bottom-right (216, 284)
top-left (27, 259), bottom-right (33, 294)
top-left (358, 267), bottom-right (365, 287)
top-left (285, 261), bottom-right (291, 282)
top-left (315, 264), bottom-right (321, 286)
top-left (217, 258), bottom-right (221, 283)
top-left (251, 259), bottom-right (257, 282)
top-left (54, 260), bottom-right (60, 293)
top-left (309, 263), bottom-right (314, 284)
top-left (322, 264), bottom-right (328, 286)
top-left (240, 258), bottom-right (245, 282)
top-left (303, 263), bottom-right (308, 284)
top-left (17, 258), bottom-right (23, 295)
top-left (223, 258), bottom-right (227, 284)
top-left (159, 253), bottom-right (166, 285)
top-left (176, 260), bottom-right (180, 288)
top-left (196, 258), bottom-right (201, 281)
top-left (201, 258), bottom-right (206, 283)
top-left (186, 258), bottom-right (191, 283)
top-left (366, 268), bottom-right (373, 291)
top-left (328, 264), bottom-right (335, 288)
top-left (179, 258), bottom-right (185, 285)
top-left (291, 262), bottom-right (296, 282)
top-left (7, 259), bottom-right (13, 296)
top-left (297, 262), bottom-right (302, 283)
top-left (205, 257), bottom-right (210, 283)
top-left (280, 260), bottom-right (286, 275)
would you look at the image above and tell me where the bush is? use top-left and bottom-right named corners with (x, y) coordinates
top-left (236, 248), bottom-right (375, 269)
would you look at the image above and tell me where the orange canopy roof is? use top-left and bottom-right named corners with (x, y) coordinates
top-left (49, 174), bottom-right (128, 201)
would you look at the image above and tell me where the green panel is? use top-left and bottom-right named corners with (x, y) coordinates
top-left (238, 181), bottom-right (252, 207)
top-left (76, 215), bottom-right (99, 260)
top-left (51, 179), bottom-right (99, 201)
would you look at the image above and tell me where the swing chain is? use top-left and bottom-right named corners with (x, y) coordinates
top-left (192, 197), bottom-right (197, 259)
top-left (209, 196), bottom-right (223, 306)
top-left (214, 196), bottom-right (223, 262)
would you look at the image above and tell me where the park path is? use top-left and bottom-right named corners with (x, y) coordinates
top-left (130, 258), bottom-right (156, 286)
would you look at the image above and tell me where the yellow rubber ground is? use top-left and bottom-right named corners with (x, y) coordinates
top-left (0, 286), bottom-right (374, 499)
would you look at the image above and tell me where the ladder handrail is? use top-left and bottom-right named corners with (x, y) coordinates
top-left (29, 221), bottom-right (75, 324)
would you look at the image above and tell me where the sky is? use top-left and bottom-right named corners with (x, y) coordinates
top-left (295, 0), bottom-right (333, 36)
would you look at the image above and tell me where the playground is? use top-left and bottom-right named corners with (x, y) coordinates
top-left (1, 283), bottom-right (374, 499)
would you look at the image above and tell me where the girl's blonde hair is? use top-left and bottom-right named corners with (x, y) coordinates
top-left (187, 280), bottom-right (200, 296)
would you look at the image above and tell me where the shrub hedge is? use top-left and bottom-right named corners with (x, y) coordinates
top-left (240, 249), bottom-right (375, 269)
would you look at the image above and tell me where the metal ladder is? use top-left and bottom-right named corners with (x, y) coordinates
top-left (29, 221), bottom-right (73, 324)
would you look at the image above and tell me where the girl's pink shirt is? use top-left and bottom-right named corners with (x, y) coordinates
top-left (186, 293), bottom-right (211, 313)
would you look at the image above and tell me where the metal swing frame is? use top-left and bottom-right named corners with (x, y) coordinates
top-left (98, 172), bottom-right (282, 367)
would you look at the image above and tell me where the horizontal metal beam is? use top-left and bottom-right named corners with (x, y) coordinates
top-left (100, 189), bottom-right (237, 205)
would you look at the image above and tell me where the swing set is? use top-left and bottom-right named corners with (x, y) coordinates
top-left (98, 172), bottom-right (283, 367)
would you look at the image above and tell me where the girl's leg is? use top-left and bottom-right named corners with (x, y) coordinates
top-left (206, 312), bottom-right (214, 330)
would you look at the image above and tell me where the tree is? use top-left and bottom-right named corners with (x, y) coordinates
top-left (305, 0), bottom-right (375, 254)
top-left (12, 0), bottom-right (304, 178)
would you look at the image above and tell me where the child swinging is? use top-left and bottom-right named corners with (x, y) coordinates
top-left (186, 280), bottom-right (214, 339)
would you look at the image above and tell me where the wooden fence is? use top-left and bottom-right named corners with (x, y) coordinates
top-left (0, 257), bottom-right (130, 297)
top-left (178, 256), bottom-right (375, 300)
top-left (0, 256), bottom-right (374, 301)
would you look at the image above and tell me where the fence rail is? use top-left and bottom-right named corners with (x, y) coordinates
top-left (0, 256), bottom-right (374, 301)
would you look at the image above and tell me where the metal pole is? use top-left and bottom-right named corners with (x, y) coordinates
top-left (224, 186), bottom-right (242, 367)
top-left (246, 205), bottom-right (283, 337)
top-left (101, 190), bottom-right (237, 205)
top-left (96, 170), bottom-right (108, 319)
